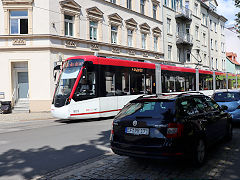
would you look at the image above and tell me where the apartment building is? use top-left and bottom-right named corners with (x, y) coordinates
top-left (162, 0), bottom-right (227, 71)
top-left (0, 0), bottom-right (164, 112)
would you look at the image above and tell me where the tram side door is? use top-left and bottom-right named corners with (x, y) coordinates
top-left (99, 70), bottom-right (118, 118)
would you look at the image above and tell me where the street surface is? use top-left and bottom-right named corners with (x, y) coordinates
top-left (0, 118), bottom-right (112, 180)
top-left (1, 115), bottom-right (240, 180)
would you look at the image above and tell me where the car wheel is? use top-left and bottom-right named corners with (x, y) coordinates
top-left (193, 139), bottom-right (206, 167)
top-left (225, 123), bottom-right (233, 141)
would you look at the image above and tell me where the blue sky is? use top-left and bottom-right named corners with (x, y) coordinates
top-left (217, 0), bottom-right (239, 26)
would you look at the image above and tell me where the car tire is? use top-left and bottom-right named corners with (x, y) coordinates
top-left (225, 122), bottom-right (233, 141)
top-left (193, 139), bottom-right (206, 167)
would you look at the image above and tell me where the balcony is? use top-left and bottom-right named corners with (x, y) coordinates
top-left (175, 6), bottom-right (192, 21)
top-left (209, 2), bottom-right (217, 12)
top-left (176, 33), bottom-right (193, 46)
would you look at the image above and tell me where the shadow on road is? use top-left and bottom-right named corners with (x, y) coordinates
top-left (0, 130), bottom-right (111, 180)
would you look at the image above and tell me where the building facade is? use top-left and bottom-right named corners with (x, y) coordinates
top-left (162, 0), bottom-right (227, 71)
top-left (0, 0), bottom-right (227, 112)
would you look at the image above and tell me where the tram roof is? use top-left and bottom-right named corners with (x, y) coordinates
top-left (66, 56), bottom-right (230, 75)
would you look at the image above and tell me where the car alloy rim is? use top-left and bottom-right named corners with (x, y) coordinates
top-left (197, 140), bottom-right (205, 163)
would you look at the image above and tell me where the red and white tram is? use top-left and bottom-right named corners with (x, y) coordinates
top-left (51, 55), bottom-right (238, 119)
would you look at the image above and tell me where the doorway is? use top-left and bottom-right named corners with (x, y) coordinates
top-left (18, 72), bottom-right (29, 99)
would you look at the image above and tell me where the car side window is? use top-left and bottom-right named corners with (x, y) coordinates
top-left (178, 98), bottom-right (198, 116)
top-left (203, 96), bottom-right (220, 112)
top-left (193, 97), bottom-right (206, 113)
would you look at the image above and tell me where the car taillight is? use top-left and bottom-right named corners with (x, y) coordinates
top-left (166, 123), bottom-right (183, 138)
top-left (111, 122), bottom-right (114, 135)
top-left (110, 122), bottom-right (114, 141)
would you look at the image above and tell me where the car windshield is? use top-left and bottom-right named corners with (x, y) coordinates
top-left (115, 100), bottom-right (175, 121)
top-left (213, 92), bottom-right (240, 102)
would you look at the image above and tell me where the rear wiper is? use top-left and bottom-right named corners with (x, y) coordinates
top-left (135, 116), bottom-right (152, 119)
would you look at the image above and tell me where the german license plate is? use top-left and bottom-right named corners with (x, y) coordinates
top-left (125, 127), bottom-right (149, 135)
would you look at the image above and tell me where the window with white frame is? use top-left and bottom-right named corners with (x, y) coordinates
top-left (177, 47), bottom-right (181, 61)
top-left (171, 0), bottom-right (176, 9)
top-left (195, 26), bottom-right (199, 40)
top-left (216, 58), bottom-right (218, 69)
top-left (211, 39), bottom-right (213, 49)
top-left (127, 0), bottom-right (132, 9)
top-left (140, 0), bottom-right (145, 14)
top-left (142, 33), bottom-right (146, 49)
top-left (215, 40), bottom-right (217, 51)
top-left (10, 10), bottom-right (28, 34)
top-left (186, 50), bottom-right (191, 62)
top-left (214, 22), bottom-right (217, 32)
top-left (194, 3), bottom-right (198, 16)
top-left (167, 18), bottom-right (171, 34)
top-left (185, 1), bottom-right (189, 9)
top-left (204, 54), bottom-right (207, 64)
top-left (153, 4), bottom-right (157, 19)
top-left (111, 25), bottom-right (118, 44)
top-left (127, 29), bottom-right (133, 47)
top-left (168, 45), bottom-right (172, 60)
top-left (154, 36), bottom-right (158, 51)
top-left (210, 20), bottom-right (212, 30)
top-left (110, 0), bottom-right (116, 3)
top-left (90, 21), bottom-right (98, 40)
top-left (211, 57), bottom-right (214, 69)
top-left (203, 33), bottom-right (206, 46)
top-left (64, 15), bottom-right (74, 36)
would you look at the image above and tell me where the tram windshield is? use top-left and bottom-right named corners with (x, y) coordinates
top-left (53, 59), bottom-right (84, 107)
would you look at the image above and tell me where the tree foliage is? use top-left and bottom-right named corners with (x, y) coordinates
top-left (236, 0), bottom-right (240, 34)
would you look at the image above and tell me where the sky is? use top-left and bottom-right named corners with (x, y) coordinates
top-left (217, 0), bottom-right (239, 26)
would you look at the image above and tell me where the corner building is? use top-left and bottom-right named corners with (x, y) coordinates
top-left (0, 0), bottom-right (227, 112)
top-left (0, 0), bottom-right (164, 112)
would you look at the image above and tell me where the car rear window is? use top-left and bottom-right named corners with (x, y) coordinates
top-left (115, 100), bottom-right (175, 121)
top-left (213, 92), bottom-right (240, 102)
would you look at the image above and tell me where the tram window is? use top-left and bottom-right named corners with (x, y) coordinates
top-left (73, 70), bottom-right (96, 101)
top-left (146, 75), bottom-right (152, 94)
top-left (115, 71), bottom-right (130, 95)
top-left (105, 72), bottom-right (115, 96)
top-left (130, 72), bottom-right (145, 95)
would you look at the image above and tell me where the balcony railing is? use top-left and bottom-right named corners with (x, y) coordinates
top-left (176, 6), bottom-right (192, 21)
top-left (176, 33), bottom-right (193, 45)
top-left (209, 2), bottom-right (216, 12)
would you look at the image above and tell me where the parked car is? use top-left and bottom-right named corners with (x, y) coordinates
top-left (110, 92), bottom-right (232, 166)
top-left (212, 90), bottom-right (240, 123)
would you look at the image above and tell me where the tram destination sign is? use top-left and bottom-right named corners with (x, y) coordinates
top-left (132, 68), bottom-right (143, 73)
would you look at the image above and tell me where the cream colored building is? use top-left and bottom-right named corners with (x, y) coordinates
top-left (162, 0), bottom-right (227, 71)
top-left (0, 0), bottom-right (164, 112)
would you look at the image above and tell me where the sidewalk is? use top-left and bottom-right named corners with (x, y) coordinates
top-left (0, 112), bottom-right (55, 123)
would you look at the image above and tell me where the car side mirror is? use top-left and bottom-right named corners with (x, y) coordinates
top-left (221, 105), bottom-right (228, 111)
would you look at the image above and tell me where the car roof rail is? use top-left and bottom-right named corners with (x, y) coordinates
top-left (177, 91), bottom-right (204, 97)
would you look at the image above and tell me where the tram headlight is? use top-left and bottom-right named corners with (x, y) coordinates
top-left (65, 98), bottom-right (71, 105)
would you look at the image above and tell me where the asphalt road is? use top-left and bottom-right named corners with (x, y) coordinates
top-left (0, 118), bottom-right (113, 180)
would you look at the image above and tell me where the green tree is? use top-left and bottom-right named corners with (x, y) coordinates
top-left (236, 0), bottom-right (240, 34)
